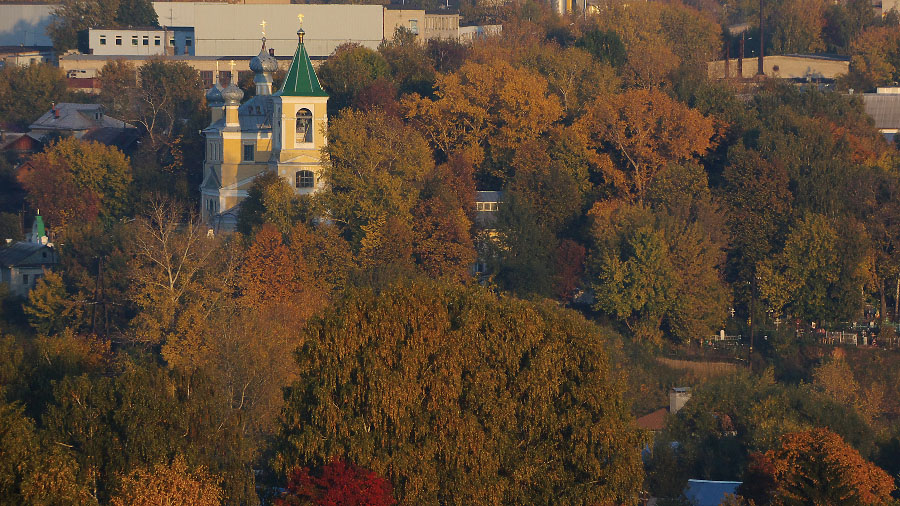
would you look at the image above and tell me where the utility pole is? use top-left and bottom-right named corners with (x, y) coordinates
top-left (758, 0), bottom-right (765, 76)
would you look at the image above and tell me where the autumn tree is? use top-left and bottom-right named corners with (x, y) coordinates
top-left (426, 38), bottom-right (468, 74)
top-left (519, 44), bottom-right (620, 119)
top-left (0, 400), bottom-right (90, 505)
top-left (578, 89), bottom-right (715, 205)
top-left (403, 59), bottom-right (562, 183)
top-left (811, 353), bottom-right (883, 425)
top-left (651, 371), bottom-right (876, 493)
top-left (722, 144), bottom-right (793, 300)
top-left (289, 222), bottom-right (357, 296)
top-left (554, 239), bottom-right (587, 302)
top-left (409, 153), bottom-right (477, 282)
top-left (42, 361), bottom-right (255, 504)
top-left (744, 429), bottom-right (894, 506)
top-left (274, 281), bottom-right (646, 506)
top-left (237, 224), bottom-right (303, 307)
top-left (823, 0), bottom-right (882, 53)
top-left (0, 63), bottom-right (68, 129)
top-left (587, 1), bottom-right (721, 85)
top-left (110, 457), bottom-right (222, 506)
top-left (128, 198), bottom-right (229, 355)
top-left (17, 155), bottom-right (101, 232)
top-left (19, 137), bottom-right (132, 228)
top-left (135, 60), bottom-right (204, 156)
top-left (770, 0), bottom-right (827, 54)
top-left (489, 195), bottom-right (558, 297)
top-left (23, 272), bottom-right (81, 336)
top-left (507, 127), bottom-right (595, 232)
top-left (237, 172), bottom-right (309, 236)
top-left (411, 197), bottom-right (475, 283)
top-left (846, 26), bottom-right (900, 91)
top-left (321, 108), bottom-right (432, 247)
top-left (277, 459), bottom-right (396, 506)
top-left (850, 167), bottom-right (900, 322)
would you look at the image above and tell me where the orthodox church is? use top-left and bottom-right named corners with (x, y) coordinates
top-left (200, 21), bottom-right (329, 229)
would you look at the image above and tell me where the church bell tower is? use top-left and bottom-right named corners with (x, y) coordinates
top-left (270, 15), bottom-right (329, 195)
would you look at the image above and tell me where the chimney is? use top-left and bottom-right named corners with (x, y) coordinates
top-left (670, 387), bottom-right (692, 414)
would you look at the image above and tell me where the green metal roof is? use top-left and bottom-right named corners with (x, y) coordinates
top-left (276, 40), bottom-right (328, 97)
top-left (32, 215), bottom-right (44, 239)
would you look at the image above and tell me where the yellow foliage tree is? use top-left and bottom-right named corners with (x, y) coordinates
top-left (111, 457), bottom-right (222, 506)
top-left (403, 59), bottom-right (562, 180)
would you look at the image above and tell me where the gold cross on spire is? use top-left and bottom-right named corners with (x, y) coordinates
top-left (260, 19), bottom-right (267, 37)
top-left (297, 12), bottom-right (304, 26)
top-left (229, 60), bottom-right (235, 72)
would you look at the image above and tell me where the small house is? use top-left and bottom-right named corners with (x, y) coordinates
top-left (0, 216), bottom-right (58, 298)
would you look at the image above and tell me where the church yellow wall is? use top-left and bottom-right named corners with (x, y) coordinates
top-left (275, 98), bottom-right (328, 163)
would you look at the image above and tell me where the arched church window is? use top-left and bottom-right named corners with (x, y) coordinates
top-left (296, 108), bottom-right (313, 143)
top-left (296, 170), bottom-right (315, 189)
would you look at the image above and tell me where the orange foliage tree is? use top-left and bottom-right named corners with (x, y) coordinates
top-left (238, 224), bottom-right (302, 307)
top-left (742, 428), bottom-right (894, 506)
top-left (578, 89), bottom-right (715, 204)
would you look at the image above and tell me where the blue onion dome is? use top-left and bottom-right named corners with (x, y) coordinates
top-left (250, 38), bottom-right (278, 74)
top-left (222, 82), bottom-right (244, 105)
top-left (206, 83), bottom-right (224, 106)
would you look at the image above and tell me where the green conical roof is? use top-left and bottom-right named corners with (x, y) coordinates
top-left (32, 215), bottom-right (44, 239)
top-left (277, 38), bottom-right (328, 97)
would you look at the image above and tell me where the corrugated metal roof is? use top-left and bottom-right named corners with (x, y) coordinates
top-left (863, 94), bottom-right (900, 130)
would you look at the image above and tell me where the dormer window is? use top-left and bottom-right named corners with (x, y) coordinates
top-left (296, 108), bottom-right (312, 143)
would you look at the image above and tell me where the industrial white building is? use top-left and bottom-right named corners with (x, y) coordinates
top-left (88, 26), bottom-right (195, 56)
top-left (153, 3), bottom-right (384, 58)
